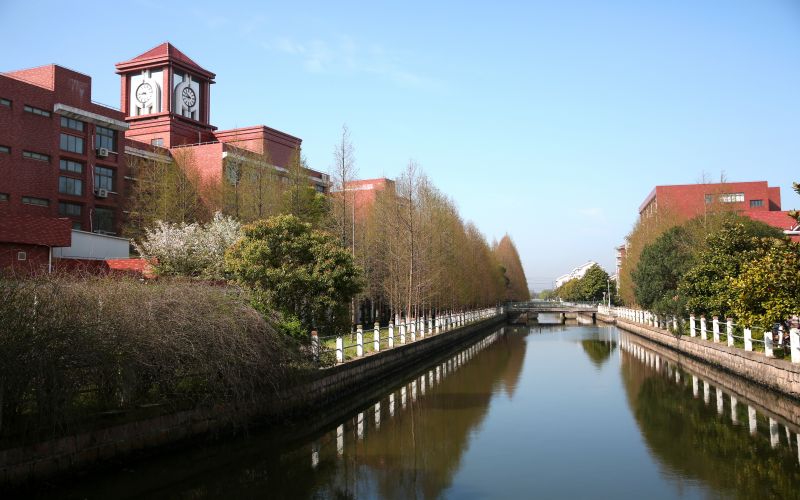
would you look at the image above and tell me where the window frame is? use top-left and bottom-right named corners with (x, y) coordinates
top-left (94, 166), bottom-right (115, 191)
top-left (58, 201), bottom-right (82, 217)
top-left (60, 116), bottom-right (85, 132)
top-left (0, 98), bottom-right (10, 107)
top-left (96, 126), bottom-right (116, 152)
top-left (0, 145), bottom-right (10, 154)
top-left (58, 175), bottom-right (83, 196)
top-left (21, 196), bottom-right (50, 207)
top-left (23, 104), bottom-right (51, 117)
top-left (59, 159), bottom-right (83, 174)
top-left (92, 206), bottom-right (115, 234)
top-left (60, 133), bottom-right (85, 154)
top-left (22, 150), bottom-right (50, 162)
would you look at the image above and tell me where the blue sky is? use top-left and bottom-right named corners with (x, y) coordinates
top-left (3, 0), bottom-right (799, 290)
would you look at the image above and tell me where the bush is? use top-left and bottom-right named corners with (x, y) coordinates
top-left (134, 212), bottom-right (241, 279)
top-left (0, 275), bottom-right (308, 445)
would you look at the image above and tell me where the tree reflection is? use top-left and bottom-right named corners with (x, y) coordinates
top-left (581, 339), bottom-right (617, 369)
top-left (621, 349), bottom-right (800, 499)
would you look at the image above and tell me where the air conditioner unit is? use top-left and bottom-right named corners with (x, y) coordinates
top-left (95, 188), bottom-right (109, 198)
top-left (97, 147), bottom-right (109, 158)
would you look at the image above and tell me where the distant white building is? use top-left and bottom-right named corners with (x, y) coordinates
top-left (555, 261), bottom-right (599, 288)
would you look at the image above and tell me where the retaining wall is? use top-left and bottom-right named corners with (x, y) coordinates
top-left (599, 315), bottom-right (800, 400)
top-left (1, 314), bottom-right (506, 485)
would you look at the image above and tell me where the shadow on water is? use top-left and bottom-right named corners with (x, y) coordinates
top-left (620, 334), bottom-right (800, 499)
top-left (46, 325), bottom-right (528, 499)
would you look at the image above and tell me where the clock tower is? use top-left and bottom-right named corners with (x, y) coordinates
top-left (116, 43), bottom-right (216, 147)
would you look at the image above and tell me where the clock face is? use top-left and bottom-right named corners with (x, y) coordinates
top-left (181, 87), bottom-right (197, 107)
top-left (135, 82), bottom-right (153, 104)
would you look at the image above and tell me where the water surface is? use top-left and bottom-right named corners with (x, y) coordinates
top-left (54, 321), bottom-right (800, 499)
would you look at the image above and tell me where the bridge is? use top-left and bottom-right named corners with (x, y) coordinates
top-left (507, 300), bottom-right (599, 324)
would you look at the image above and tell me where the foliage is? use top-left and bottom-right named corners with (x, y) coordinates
top-left (728, 239), bottom-right (800, 330)
top-left (538, 289), bottom-right (556, 300)
top-left (0, 276), bottom-right (306, 444)
top-left (554, 264), bottom-right (612, 302)
top-left (225, 214), bottom-right (363, 338)
top-left (632, 225), bottom-right (695, 314)
top-left (789, 181), bottom-right (800, 224)
top-left (678, 220), bottom-right (782, 318)
top-left (579, 264), bottom-right (611, 302)
top-left (493, 234), bottom-right (531, 301)
top-left (135, 212), bottom-right (241, 279)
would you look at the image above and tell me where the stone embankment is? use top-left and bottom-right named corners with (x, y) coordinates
top-left (596, 311), bottom-right (800, 399)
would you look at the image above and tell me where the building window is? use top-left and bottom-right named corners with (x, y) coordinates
top-left (151, 138), bottom-right (164, 147)
top-left (23, 150), bottom-right (50, 162)
top-left (24, 104), bottom-right (51, 117)
top-left (60, 116), bottom-right (84, 132)
top-left (93, 207), bottom-right (115, 234)
top-left (750, 199), bottom-right (764, 208)
top-left (96, 126), bottom-right (116, 152)
top-left (59, 201), bottom-right (82, 217)
top-left (0, 98), bottom-right (10, 107)
top-left (60, 159), bottom-right (83, 174)
top-left (72, 221), bottom-right (82, 230)
top-left (22, 196), bottom-right (49, 207)
top-left (60, 133), bottom-right (84, 154)
top-left (94, 166), bottom-right (114, 191)
top-left (59, 176), bottom-right (83, 196)
top-left (704, 194), bottom-right (713, 205)
top-left (17, 252), bottom-right (26, 261)
top-left (0, 145), bottom-right (9, 154)
top-left (719, 192), bottom-right (745, 203)
top-left (0, 193), bottom-right (8, 201)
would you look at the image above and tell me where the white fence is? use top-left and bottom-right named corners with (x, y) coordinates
top-left (599, 305), bottom-right (800, 364)
top-left (315, 307), bottom-right (504, 365)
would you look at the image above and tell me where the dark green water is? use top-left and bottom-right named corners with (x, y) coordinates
top-left (50, 320), bottom-right (800, 498)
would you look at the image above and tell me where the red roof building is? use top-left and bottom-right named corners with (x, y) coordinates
top-left (637, 180), bottom-right (798, 240)
top-left (0, 215), bottom-right (71, 273)
top-left (1, 42), bottom-right (331, 274)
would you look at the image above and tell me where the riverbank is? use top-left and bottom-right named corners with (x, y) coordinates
top-left (0, 309), bottom-right (506, 485)
top-left (596, 313), bottom-right (800, 400)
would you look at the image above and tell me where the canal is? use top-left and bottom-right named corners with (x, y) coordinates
top-left (50, 317), bottom-right (800, 499)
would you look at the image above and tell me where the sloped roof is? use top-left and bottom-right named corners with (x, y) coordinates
top-left (0, 216), bottom-right (72, 247)
top-left (743, 210), bottom-right (799, 232)
top-left (115, 42), bottom-right (215, 79)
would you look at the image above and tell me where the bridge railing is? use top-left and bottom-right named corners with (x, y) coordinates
top-left (315, 307), bottom-right (504, 365)
top-left (600, 305), bottom-right (800, 364)
top-left (509, 300), bottom-right (599, 310)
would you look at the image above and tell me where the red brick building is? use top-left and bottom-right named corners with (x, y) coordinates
top-left (344, 178), bottom-right (396, 219)
top-left (0, 64), bottom-right (129, 234)
top-left (639, 181), bottom-right (782, 218)
top-left (638, 180), bottom-right (798, 240)
top-left (0, 42), bottom-right (330, 272)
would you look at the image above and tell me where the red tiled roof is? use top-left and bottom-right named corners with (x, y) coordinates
top-left (0, 216), bottom-right (71, 247)
top-left (742, 210), bottom-right (799, 232)
top-left (116, 42), bottom-right (215, 79)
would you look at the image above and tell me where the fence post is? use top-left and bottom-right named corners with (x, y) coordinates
top-left (311, 330), bottom-right (319, 361)
top-left (411, 319), bottom-right (417, 342)
top-left (388, 321), bottom-right (395, 349)
top-left (712, 316), bottom-right (720, 343)
top-left (744, 328), bottom-right (752, 351)
top-left (428, 316), bottom-right (433, 334)
top-left (336, 336), bottom-right (343, 363)
top-left (400, 320), bottom-right (406, 344)
top-left (374, 322), bottom-right (380, 352)
top-left (672, 316), bottom-right (678, 333)
top-left (764, 328), bottom-right (774, 358)
top-left (419, 317), bottom-right (425, 338)
top-left (726, 318), bottom-right (734, 347)
top-left (356, 325), bottom-right (364, 357)
top-left (700, 316), bottom-right (707, 340)
top-left (791, 327), bottom-right (800, 363)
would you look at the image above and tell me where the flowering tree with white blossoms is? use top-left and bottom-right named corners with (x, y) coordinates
top-left (135, 212), bottom-right (242, 279)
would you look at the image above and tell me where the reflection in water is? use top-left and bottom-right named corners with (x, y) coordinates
top-left (581, 339), bottom-right (617, 369)
top-left (619, 333), bottom-right (800, 498)
top-left (46, 324), bottom-right (800, 499)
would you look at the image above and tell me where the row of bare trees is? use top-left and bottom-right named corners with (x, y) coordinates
top-left (123, 125), bottom-right (529, 326)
